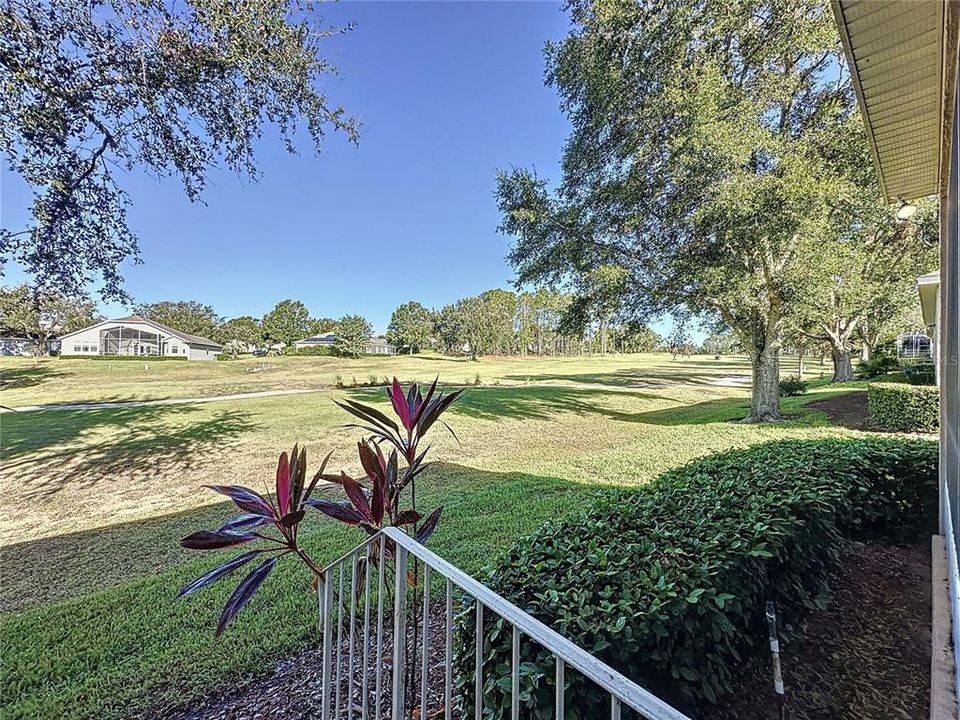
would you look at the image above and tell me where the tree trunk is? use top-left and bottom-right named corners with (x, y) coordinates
top-left (600, 317), bottom-right (608, 355)
top-left (830, 348), bottom-right (854, 382)
top-left (747, 344), bottom-right (783, 421)
top-left (860, 342), bottom-right (872, 362)
top-left (797, 346), bottom-right (804, 377)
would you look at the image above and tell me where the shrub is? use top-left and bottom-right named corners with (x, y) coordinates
top-left (280, 345), bottom-right (336, 356)
top-left (868, 382), bottom-right (939, 432)
top-left (857, 353), bottom-right (899, 379)
top-left (904, 363), bottom-right (936, 386)
top-left (455, 438), bottom-right (937, 716)
top-left (779, 374), bottom-right (807, 396)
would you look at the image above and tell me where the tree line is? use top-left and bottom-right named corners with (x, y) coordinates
top-left (0, 284), bottom-right (685, 359)
top-left (386, 289), bottom-right (666, 358)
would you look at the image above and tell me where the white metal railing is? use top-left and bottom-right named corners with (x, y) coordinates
top-left (316, 526), bottom-right (691, 720)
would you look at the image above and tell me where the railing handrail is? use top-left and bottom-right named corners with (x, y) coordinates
top-left (381, 527), bottom-right (692, 720)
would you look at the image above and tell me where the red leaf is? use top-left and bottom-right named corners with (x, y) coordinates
top-left (180, 530), bottom-right (257, 550)
top-left (205, 485), bottom-right (274, 517)
top-left (306, 499), bottom-right (367, 525)
top-left (341, 472), bottom-right (373, 523)
top-left (390, 378), bottom-right (411, 431)
top-left (276, 451), bottom-right (290, 517)
top-left (279, 508), bottom-right (306, 528)
top-left (218, 514), bottom-right (273, 532)
top-left (215, 556), bottom-right (280, 637)
top-left (371, 467), bottom-right (385, 526)
top-left (395, 509), bottom-right (423, 526)
top-left (415, 507), bottom-right (443, 544)
top-left (178, 550), bottom-right (263, 597)
top-left (358, 440), bottom-right (382, 483)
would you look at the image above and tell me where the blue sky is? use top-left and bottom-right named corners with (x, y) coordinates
top-left (2, 1), bottom-right (578, 333)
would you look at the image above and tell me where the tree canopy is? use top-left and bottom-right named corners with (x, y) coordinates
top-left (0, 0), bottom-right (357, 300)
top-left (0, 284), bottom-right (100, 354)
top-left (132, 300), bottom-right (221, 339)
top-left (261, 300), bottom-right (312, 346)
top-left (214, 316), bottom-right (262, 348)
top-left (335, 314), bottom-right (372, 358)
top-left (496, 0), bottom-right (874, 420)
top-left (387, 301), bottom-right (433, 353)
top-left (790, 198), bottom-right (938, 380)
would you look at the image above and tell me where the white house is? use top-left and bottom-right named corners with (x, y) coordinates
top-left (294, 332), bottom-right (396, 355)
top-left (57, 315), bottom-right (222, 360)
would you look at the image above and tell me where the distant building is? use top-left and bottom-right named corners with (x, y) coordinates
top-left (897, 330), bottom-right (933, 360)
top-left (57, 316), bottom-right (222, 360)
top-left (366, 336), bottom-right (396, 355)
top-left (294, 332), bottom-right (336, 349)
top-left (295, 332), bottom-right (395, 355)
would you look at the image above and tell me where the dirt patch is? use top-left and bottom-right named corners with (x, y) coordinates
top-left (701, 542), bottom-right (931, 720)
top-left (806, 391), bottom-right (872, 431)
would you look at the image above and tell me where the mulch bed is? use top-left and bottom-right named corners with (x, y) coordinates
top-left (159, 542), bottom-right (929, 720)
top-left (700, 541), bottom-right (931, 720)
top-left (156, 602), bottom-right (455, 720)
top-left (806, 391), bottom-right (873, 431)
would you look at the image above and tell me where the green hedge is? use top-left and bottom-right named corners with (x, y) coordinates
top-left (868, 382), bottom-right (939, 432)
top-left (57, 354), bottom-right (188, 361)
top-left (454, 438), bottom-right (937, 716)
top-left (281, 345), bottom-right (337, 356)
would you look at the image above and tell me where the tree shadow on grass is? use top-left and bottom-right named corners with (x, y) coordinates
top-left (0, 498), bottom-right (236, 614)
top-left (503, 365), bottom-right (750, 388)
top-left (346, 384), bottom-right (670, 423)
top-left (0, 363), bottom-right (69, 391)
top-left (0, 462), bottom-right (591, 617)
top-left (2, 403), bottom-right (256, 500)
top-left (629, 389), bottom-right (851, 427)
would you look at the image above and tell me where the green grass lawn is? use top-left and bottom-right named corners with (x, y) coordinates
top-left (0, 351), bottom-right (830, 407)
top-left (0, 354), bottom-right (860, 719)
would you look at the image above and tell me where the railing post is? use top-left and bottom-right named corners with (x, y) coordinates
top-left (321, 571), bottom-right (334, 720)
top-left (392, 544), bottom-right (409, 720)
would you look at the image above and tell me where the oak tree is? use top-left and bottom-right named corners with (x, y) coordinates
top-left (1, 0), bottom-right (357, 300)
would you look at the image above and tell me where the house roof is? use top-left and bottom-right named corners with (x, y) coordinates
top-left (297, 332), bottom-right (336, 343)
top-left (112, 316), bottom-right (222, 348)
top-left (59, 315), bottom-right (222, 348)
top-left (831, 0), bottom-right (955, 202)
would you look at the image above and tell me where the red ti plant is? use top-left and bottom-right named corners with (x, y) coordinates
top-left (178, 377), bottom-right (462, 636)
top-left (336, 377), bottom-right (463, 498)
top-left (178, 445), bottom-right (334, 636)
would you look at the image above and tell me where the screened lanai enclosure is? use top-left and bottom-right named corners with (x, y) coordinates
top-left (100, 325), bottom-right (166, 357)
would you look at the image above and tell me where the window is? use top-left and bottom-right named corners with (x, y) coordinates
top-left (73, 345), bottom-right (81, 352)
top-left (82, 344), bottom-right (89, 352)
top-left (172, 345), bottom-right (179, 355)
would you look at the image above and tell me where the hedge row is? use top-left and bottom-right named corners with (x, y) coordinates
top-left (57, 354), bottom-right (188, 361)
top-left (281, 345), bottom-right (338, 356)
top-left (868, 382), bottom-right (939, 432)
top-left (454, 438), bottom-right (938, 717)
